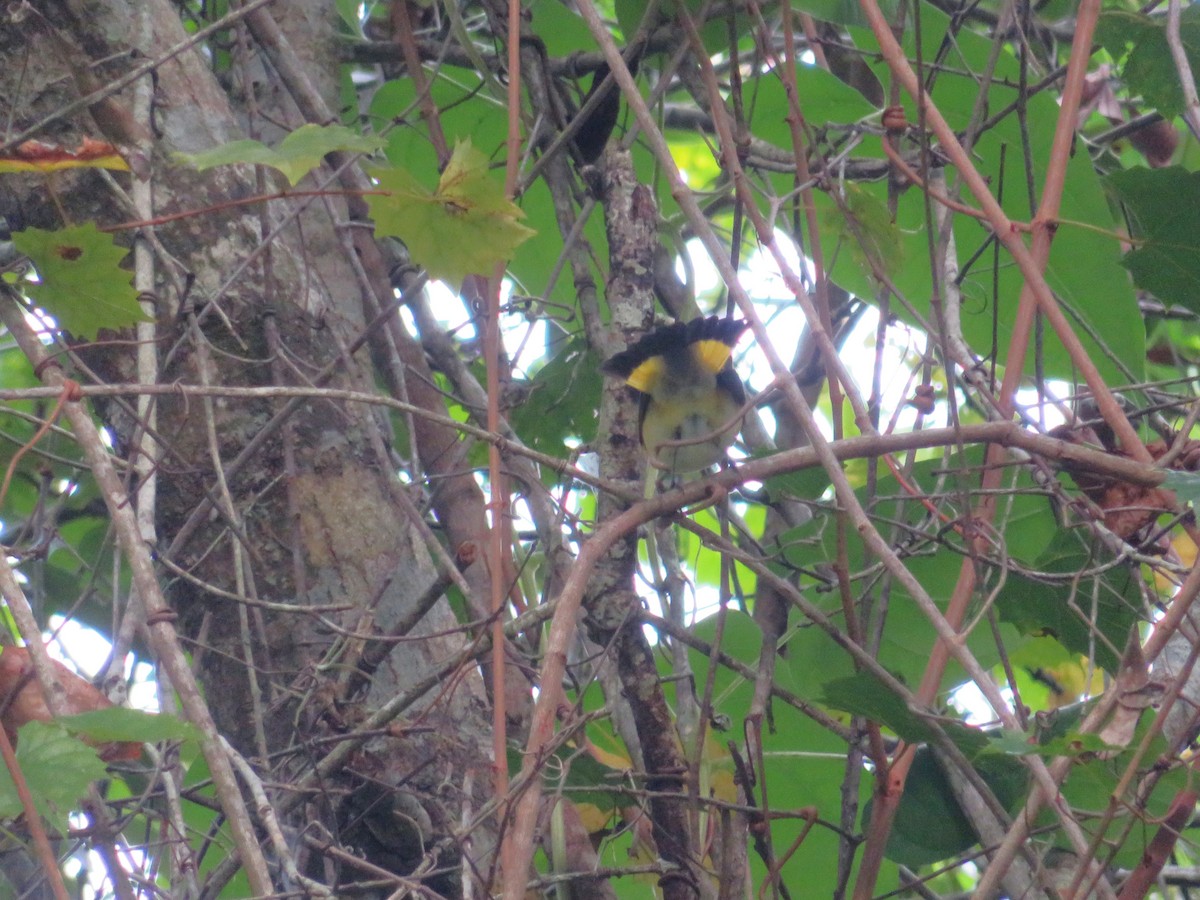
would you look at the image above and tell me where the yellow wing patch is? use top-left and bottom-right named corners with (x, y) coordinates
top-left (625, 355), bottom-right (666, 393)
top-left (691, 338), bottom-right (735, 374)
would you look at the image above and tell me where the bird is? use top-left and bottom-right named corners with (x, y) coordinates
top-left (602, 315), bottom-right (749, 473)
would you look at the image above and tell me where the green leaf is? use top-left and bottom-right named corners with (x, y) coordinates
top-left (820, 671), bottom-right (993, 759)
top-left (510, 177), bottom-right (607, 307)
top-left (619, 0), bottom-right (752, 57)
top-left (1097, 8), bottom-right (1200, 119)
top-left (821, 183), bottom-right (905, 284)
top-left (60, 707), bottom-right (200, 745)
top-left (504, 739), bottom-right (619, 814)
top-left (995, 529), bottom-right (1141, 672)
top-left (987, 728), bottom-right (1117, 758)
top-left (181, 123), bottom-right (386, 186)
top-left (527, 0), bottom-right (596, 58)
top-left (820, 672), bottom-right (937, 744)
top-left (509, 336), bottom-right (601, 456)
top-left (879, 747), bottom-right (975, 866)
top-left (371, 73), bottom-right (507, 172)
top-left (0, 721), bottom-right (107, 820)
top-left (780, 448), bottom-right (1049, 694)
top-left (1107, 167), bottom-right (1200, 314)
top-left (832, 5), bottom-right (1144, 385)
top-left (750, 63), bottom-right (879, 140)
top-left (686, 611), bottom-right (899, 895)
top-left (1051, 713), bottom-right (1187, 869)
top-left (986, 729), bottom-right (1043, 756)
top-left (367, 140), bottom-right (536, 290)
top-left (1163, 470), bottom-right (1200, 504)
top-left (12, 223), bottom-right (150, 339)
top-left (335, 0), bottom-right (362, 32)
top-left (790, 0), bottom-right (901, 27)
top-left (878, 746), bottom-right (1027, 866)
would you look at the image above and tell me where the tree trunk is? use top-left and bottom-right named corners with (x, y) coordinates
top-left (0, 1), bottom-right (496, 894)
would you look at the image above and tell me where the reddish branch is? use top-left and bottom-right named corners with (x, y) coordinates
top-left (0, 719), bottom-right (66, 900)
top-left (0, 382), bottom-right (1181, 503)
top-left (494, 0), bottom-right (527, 879)
top-left (850, 0), bottom-right (1134, 892)
top-left (1117, 790), bottom-right (1198, 900)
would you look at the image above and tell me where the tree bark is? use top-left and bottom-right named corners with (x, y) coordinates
top-left (0, 1), bottom-right (496, 894)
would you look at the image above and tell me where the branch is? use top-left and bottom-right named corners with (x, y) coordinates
top-left (0, 292), bottom-right (274, 896)
top-left (0, 382), bottom-right (1179, 498)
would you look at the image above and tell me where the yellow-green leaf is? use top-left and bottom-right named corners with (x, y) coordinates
top-left (181, 123), bottom-right (385, 186)
top-left (366, 139), bottom-right (535, 290)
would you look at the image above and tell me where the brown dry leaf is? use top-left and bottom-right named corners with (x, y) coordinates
top-left (1097, 632), bottom-right (1163, 753)
top-left (1051, 429), bottom-right (1178, 540)
top-left (1098, 481), bottom-right (1173, 540)
top-left (0, 138), bottom-right (130, 174)
top-left (0, 646), bottom-right (140, 762)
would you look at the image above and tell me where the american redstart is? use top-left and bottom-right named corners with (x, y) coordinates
top-left (602, 316), bottom-right (749, 473)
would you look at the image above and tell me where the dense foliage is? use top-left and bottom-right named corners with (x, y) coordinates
top-left (2, 0), bottom-right (1200, 897)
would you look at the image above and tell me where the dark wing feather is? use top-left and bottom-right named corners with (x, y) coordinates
top-left (602, 316), bottom-right (747, 380)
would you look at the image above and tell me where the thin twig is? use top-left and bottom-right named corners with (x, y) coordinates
top-left (0, 291), bottom-right (275, 895)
